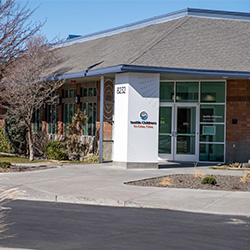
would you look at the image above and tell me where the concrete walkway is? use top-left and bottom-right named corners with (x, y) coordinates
top-left (0, 163), bottom-right (249, 216)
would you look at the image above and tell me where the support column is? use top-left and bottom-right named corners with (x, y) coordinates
top-left (113, 73), bottom-right (160, 169)
top-left (58, 87), bottom-right (63, 135)
top-left (99, 76), bottom-right (104, 163)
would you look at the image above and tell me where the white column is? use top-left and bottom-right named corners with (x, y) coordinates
top-left (113, 72), bottom-right (160, 168)
top-left (99, 76), bottom-right (104, 163)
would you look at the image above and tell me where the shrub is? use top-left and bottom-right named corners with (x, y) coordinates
top-left (4, 111), bottom-right (27, 154)
top-left (33, 132), bottom-right (49, 157)
top-left (45, 141), bottom-right (68, 161)
top-left (61, 109), bottom-right (88, 160)
top-left (0, 127), bottom-right (14, 154)
top-left (240, 170), bottom-right (249, 183)
top-left (84, 154), bottom-right (99, 163)
top-left (0, 162), bottom-right (12, 169)
top-left (194, 171), bottom-right (205, 178)
top-left (201, 175), bottom-right (217, 185)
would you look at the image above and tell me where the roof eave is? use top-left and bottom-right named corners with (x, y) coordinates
top-left (49, 65), bottom-right (250, 81)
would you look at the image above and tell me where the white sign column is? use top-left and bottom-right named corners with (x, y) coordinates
top-left (113, 72), bottom-right (160, 168)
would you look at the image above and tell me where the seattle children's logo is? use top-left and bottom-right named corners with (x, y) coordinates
top-left (140, 111), bottom-right (148, 120)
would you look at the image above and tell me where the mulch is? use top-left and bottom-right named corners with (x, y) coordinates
top-left (125, 174), bottom-right (250, 192)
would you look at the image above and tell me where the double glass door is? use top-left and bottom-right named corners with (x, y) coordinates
top-left (159, 104), bottom-right (198, 162)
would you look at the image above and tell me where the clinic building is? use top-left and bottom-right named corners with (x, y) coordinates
top-left (13, 8), bottom-right (250, 168)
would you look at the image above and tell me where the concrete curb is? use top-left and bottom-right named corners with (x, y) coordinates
top-left (16, 192), bottom-right (250, 217)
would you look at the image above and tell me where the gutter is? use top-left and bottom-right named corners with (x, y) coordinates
top-left (51, 64), bottom-right (250, 80)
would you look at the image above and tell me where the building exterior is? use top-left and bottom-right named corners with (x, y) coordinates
top-left (2, 8), bottom-right (250, 168)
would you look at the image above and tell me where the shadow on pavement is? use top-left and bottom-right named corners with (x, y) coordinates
top-left (158, 161), bottom-right (214, 169)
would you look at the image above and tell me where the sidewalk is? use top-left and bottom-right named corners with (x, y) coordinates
top-left (0, 162), bottom-right (249, 216)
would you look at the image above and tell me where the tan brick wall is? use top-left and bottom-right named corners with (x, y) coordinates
top-left (226, 79), bottom-right (250, 142)
top-left (96, 121), bottom-right (113, 140)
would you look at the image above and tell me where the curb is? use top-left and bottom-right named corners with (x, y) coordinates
top-left (16, 194), bottom-right (250, 217)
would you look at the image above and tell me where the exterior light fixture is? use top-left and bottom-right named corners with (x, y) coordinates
top-left (57, 97), bottom-right (62, 105)
top-left (75, 95), bottom-right (80, 104)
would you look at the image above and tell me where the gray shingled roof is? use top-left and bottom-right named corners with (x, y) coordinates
top-left (53, 14), bottom-right (250, 76)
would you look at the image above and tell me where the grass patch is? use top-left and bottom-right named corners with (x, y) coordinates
top-left (209, 166), bottom-right (250, 171)
top-left (0, 155), bottom-right (48, 164)
top-left (0, 153), bottom-right (100, 165)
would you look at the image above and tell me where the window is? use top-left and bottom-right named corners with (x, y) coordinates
top-left (82, 102), bottom-right (97, 136)
top-left (82, 87), bottom-right (97, 97)
top-left (199, 144), bottom-right (224, 162)
top-left (63, 89), bottom-right (76, 98)
top-left (199, 99), bottom-right (225, 162)
top-left (200, 105), bottom-right (225, 123)
top-left (47, 104), bottom-right (58, 134)
top-left (176, 82), bottom-right (199, 102)
top-left (201, 82), bottom-right (225, 103)
top-left (160, 82), bottom-right (174, 102)
top-left (33, 108), bottom-right (42, 132)
top-left (64, 103), bottom-right (76, 125)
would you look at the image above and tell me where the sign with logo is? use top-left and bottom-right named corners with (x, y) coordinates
top-left (130, 111), bottom-right (157, 129)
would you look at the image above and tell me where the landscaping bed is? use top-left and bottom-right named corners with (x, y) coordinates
top-left (0, 164), bottom-right (55, 173)
top-left (125, 174), bottom-right (250, 192)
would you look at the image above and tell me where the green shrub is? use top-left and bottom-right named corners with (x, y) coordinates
top-left (201, 175), bottom-right (217, 185)
top-left (4, 111), bottom-right (27, 154)
top-left (0, 162), bottom-right (12, 169)
top-left (0, 127), bottom-right (14, 153)
top-left (45, 141), bottom-right (68, 161)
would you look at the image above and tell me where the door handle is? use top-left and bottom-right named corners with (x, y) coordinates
top-left (171, 132), bottom-right (177, 137)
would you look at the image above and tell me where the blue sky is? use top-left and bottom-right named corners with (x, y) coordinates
top-left (17, 0), bottom-right (250, 41)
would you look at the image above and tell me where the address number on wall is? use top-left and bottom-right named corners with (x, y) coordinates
top-left (116, 86), bottom-right (126, 94)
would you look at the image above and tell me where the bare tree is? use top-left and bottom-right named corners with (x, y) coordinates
top-left (0, 35), bottom-right (64, 161)
top-left (0, 0), bottom-right (43, 79)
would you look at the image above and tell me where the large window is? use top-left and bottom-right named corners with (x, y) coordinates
top-left (33, 108), bottom-right (42, 132)
top-left (63, 88), bottom-right (77, 133)
top-left (81, 86), bottom-right (97, 136)
top-left (82, 103), bottom-right (97, 136)
top-left (47, 104), bottom-right (58, 134)
top-left (64, 103), bottom-right (76, 124)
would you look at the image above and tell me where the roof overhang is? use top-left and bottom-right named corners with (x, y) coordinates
top-left (51, 65), bottom-right (250, 82)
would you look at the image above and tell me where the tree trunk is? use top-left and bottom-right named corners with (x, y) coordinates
top-left (27, 126), bottom-right (34, 161)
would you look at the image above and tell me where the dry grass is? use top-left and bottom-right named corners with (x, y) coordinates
top-left (240, 170), bottom-right (250, 183)
top-left (158, 177), bottom-right (174, 187)
top-left (194, 171), bottom-right (205, 178)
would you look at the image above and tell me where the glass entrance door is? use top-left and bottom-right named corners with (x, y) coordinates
top-left (159, 106), bottom-right (173, 160)
top-left (174, 106), bottom-right (198, 161)
top-left (158, 105), bottom-right (198, 162)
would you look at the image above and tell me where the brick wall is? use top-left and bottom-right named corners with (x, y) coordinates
top-left (226, 79), bottom-right (250, 162)
top-left (226, 79), bottom-right (250, 141)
